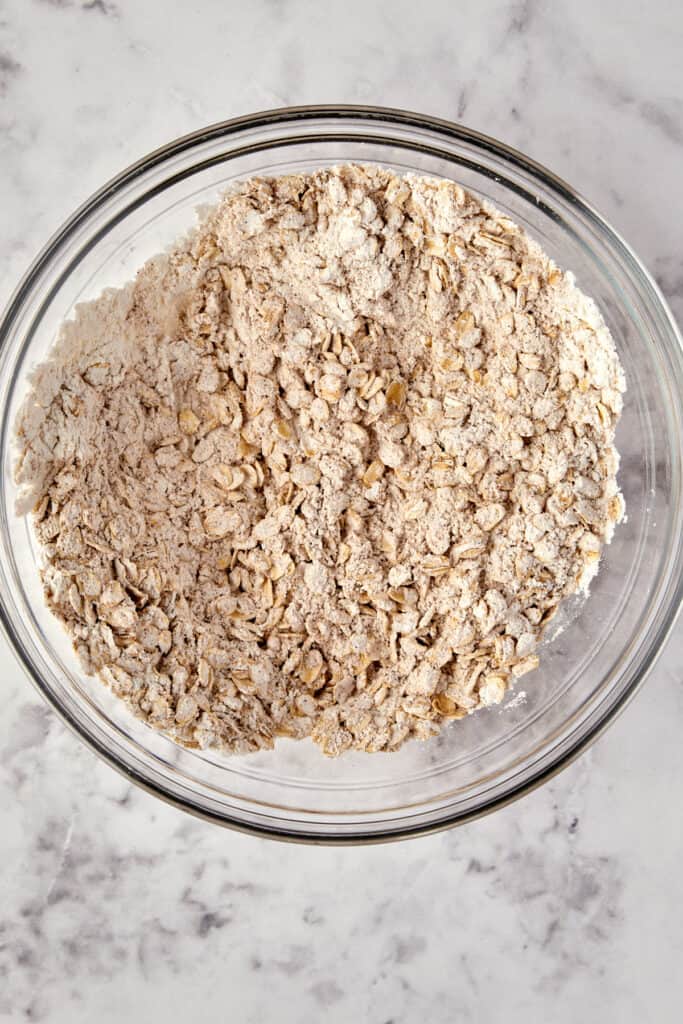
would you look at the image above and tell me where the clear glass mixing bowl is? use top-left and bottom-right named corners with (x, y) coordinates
top-left (1, 106), bottom-right (682, 843)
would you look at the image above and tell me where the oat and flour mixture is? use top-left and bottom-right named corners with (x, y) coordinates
top-left (15, 165), bottom-right (625, 756)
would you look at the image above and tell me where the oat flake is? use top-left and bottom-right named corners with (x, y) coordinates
top-left (15, 165), bottom-right (625, 757)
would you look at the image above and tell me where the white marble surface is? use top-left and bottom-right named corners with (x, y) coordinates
top-left (1, 1), bottom-right (682, 1020)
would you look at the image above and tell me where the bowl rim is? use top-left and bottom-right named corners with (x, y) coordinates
top-left (1, 103), bottom-right (682, 844)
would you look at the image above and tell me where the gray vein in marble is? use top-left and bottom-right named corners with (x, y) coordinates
top-left (640, 98), bottom-right (683, 146)
top-left (655, 263), bottom-right (683, 301)
top-left (309, 979), bottom-right (344, 1008)
top-left (588, 69), bottom-right (683, 147)
top-left (83, 0), bottom-right (119, 16)
top-left (506, 0), bottom-right (539, 36)
top-left (35, 0), bottom-right (119, 12)
top-left (0, 49), bottom-right (21, 94)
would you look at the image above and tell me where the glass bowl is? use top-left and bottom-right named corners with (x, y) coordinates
top-left (1, 106), bottom-right (682, 844)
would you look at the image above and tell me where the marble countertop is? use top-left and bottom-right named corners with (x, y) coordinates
top-left (1, 1), bottom-right (682, 1021)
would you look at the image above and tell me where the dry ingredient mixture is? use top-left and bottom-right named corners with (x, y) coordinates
top-left (15, 165), bottom-right (625, 757)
